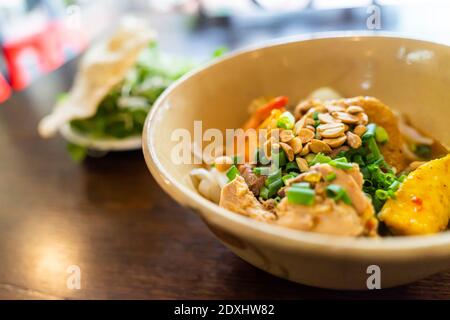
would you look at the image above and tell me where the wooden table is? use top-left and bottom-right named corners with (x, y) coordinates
top-left (1, 58), bottom-right (450, 300)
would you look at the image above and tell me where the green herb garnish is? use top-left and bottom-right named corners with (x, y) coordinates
top-left (326, 184), bottom-right (352, 205)
top-left (329, 158), bottom-right (353, 170)
top-left (265, 168), bottom-right (282, 186)
top-left (285, 161), bottom-right (300, 173)
top-left (325, 172), bottom-right (337, 182)
top-left (277, 111), bottom-right (295, 130)
top-left (375, 126), bottom-right (389, 144)
top-left (287, 184), bottom-right (315, 205)
top-left (68, 43), bottom-right (194, 146)
top-left (226, 165), bottom-right (240, 181)
top-left (362, 123), bottom-right (377, 140)
top-left (266, 178), bottom-right (284, 198)
top-left (309, 153), bottom-right (332, 165)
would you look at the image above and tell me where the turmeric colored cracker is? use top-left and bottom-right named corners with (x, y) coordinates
top-left (378, 154), bottom-right (450, 235)
top-left (329, 96), bottom-right (410, 172)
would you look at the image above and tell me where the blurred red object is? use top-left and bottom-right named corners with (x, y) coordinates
top-left (2, 21), bottom-right (87, 91)
top-left (0, 73), bottom-right (11, 103)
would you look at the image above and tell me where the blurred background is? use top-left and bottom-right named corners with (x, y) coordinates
top-left (0, 0), bottom-right (449, 104)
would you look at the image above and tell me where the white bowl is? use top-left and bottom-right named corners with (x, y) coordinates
top-left (143, 34), bottom-right (450, 289)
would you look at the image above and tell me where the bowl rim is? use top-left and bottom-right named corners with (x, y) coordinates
top-left (143, 32), bottom-right (450, 257)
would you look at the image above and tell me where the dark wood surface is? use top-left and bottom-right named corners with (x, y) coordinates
top-left (1, 58), bottom-right (450, 300)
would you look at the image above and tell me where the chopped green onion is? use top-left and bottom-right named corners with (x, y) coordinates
top-left (226, 165), bottom-right (240, 181)
top-left (325, 172), bottom-right (337, 182)
top-left (260, 186), bottom-right (269, 200)
top-left (384, 173), bottom-right (396, 185)
top-left (267, 178), bottom-right (284, 198)
top-left (337, 150), bottom-right (348, 159)
top-left (271, 149), bottom-right (287, 168)
top-left (253, 167), bottom-right (262, 175)
top-left (361, 167), bottom-right (370, 179)
top-left (285, 161), bottom-right (299, 173)
top-left (282, 174), bottom-right (294, 185)
top-left (277, 111), bottom-right (295, 130)
top-left (388, 180), bottom-right (401, 192)
top-left (352, 154), bottom-right (365, 166)
top-left (253, 166), bottom-right (270, 176)
top-left (265, 168), bottom-right (282, 186)
top-left (372, 197), bottom-right (383, 212)
top-left (287, 187), bottom-right (315, 205)
top-left (329, 159), bottom-right (354, 170)
top-left (309, 153), bottom-right (332, 165)
top-left (375, 189), bottom-right (389, 200)
top-left (387, 189), bottom-right (396, 199)
top-left (326, 184), bottom-right (352, 205)
top-left (292, 182), bottom-right (310, 189)
top-left (375, 126), bottom-right (389, 144)
top-left (366, 137), bottom-right (382, 162)
top-left (362, 123), bottom-right (377, 141)
top-left (363, 179), bottom-right (373, 187)
top-left (312, 111), bottom-right (319, 120)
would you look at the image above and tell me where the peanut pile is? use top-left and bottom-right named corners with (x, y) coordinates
top-left (263, 99), bottom-right (370, 172)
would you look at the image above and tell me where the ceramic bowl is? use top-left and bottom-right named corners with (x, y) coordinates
top-left (142, 34), bottom-right (450, 290)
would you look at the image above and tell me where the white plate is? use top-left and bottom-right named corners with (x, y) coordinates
top-left (59, 123), bottom-right (142, 151)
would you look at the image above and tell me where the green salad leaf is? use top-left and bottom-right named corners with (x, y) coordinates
top-left (67, 143), bottom-right (88, 162)
top-left (69, 43), bottom-right (195, 140)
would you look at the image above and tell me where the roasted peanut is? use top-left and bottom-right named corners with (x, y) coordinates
top-left (288, 137), bottom-right (303, 154)
top-left (323, 135), bottom-right (347, 148)
top-left (346, 105), bottom-right (364, 114)
top-left (346, 131), bottom-right (362, 149)
top-left (280, 129), bottom-right (294, 143)
top-left (298, 128), bottom-right (315, 143)
top-left (294, 116), bottom-right (307, 135)
top-left (353, 124), bottom-right (367, 136)
top-left (296, 157), bottom-right (309, 172)
top-left (332, 111), bottom-right (359, 124)
top-left (318, 123), bottom-right (346, 138)
top-left (356, 112), bottom-right (369, 125)
top-left (280, 142), bottom-right (295, 161)
top-left (300, 142), bottom-right (310, 156)
top-left (325, 104), bottom-right (346, 113)
top-left (318, 112), bottom-right (339, 124)
top-left (310, 139), bottom-right (332, 154)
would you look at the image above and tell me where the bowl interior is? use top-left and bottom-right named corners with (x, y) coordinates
top-left (149, 35), bottom-right (450, 188)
